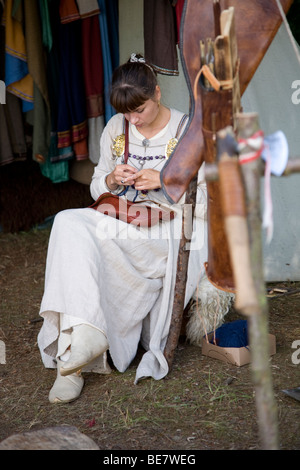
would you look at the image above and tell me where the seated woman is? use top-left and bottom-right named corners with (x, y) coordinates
top-left (37, 53), bottom-right (209, 404)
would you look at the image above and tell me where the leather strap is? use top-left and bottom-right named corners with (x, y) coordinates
top-left (193, 65), bottom-right (221, 97)
top-left (175, 114), bottom-right (189, 138)
top-left (124, 119), bottom-right (129, 164)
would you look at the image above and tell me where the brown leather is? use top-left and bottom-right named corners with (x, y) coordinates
top-left (161, 0), bottom-right (294, 204)
top-left (203, 82), bottom-right (240, 291)
top-left (90, 192), bottom-right (175, 227)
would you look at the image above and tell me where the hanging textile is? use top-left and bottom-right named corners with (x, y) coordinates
top-left (81, 14), bottom-right (103, 119)
top-left (81, 13), bottom-right (105, 164)
top-left (38, 0), bottom-right (70, 182)
top-left (24, 0), bottom-right (51, 164)
top-left (0, 105), bottom-right (15, 166)
top-left (0, 0), bottom-right (5, 80)
top-left (174, 0), bottom-right (185, 45)
top-left (76, 0), bottom-right (100, 19)
top-left (0, 0), bottom-right (119, 179)
top-left (97, 0), bottom-right (117, 124)
top-left (57, 0), bottom-right (88, 161)
top-left (0, 92), bottom-right (27, 166)
top-left (24, 0), bottom-right (49, 110)
top-left (39, 0), bottom-right (53, 51)
top-left (105, 0), bottom-right (119, 71)
top-left (40, 132), bottom-right (70, 183)
top-left (59, 0), bottom-right (80, 24)
top-left (4, 0), bottom-right (34, 112)
top-left (41, 0), bottom-right (72, 163)
top-left (0, 1), bottom-right (28, 166)
top-left (143, 0), bottom-right (179, 75)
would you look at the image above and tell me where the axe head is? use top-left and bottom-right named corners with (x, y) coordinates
top-left (262, 131), bottom-right (289, 176)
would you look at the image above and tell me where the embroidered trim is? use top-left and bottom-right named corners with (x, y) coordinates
top-left (112, 114), bottom-right (188, 159)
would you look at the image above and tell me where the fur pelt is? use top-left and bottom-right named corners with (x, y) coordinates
top-left (186, 275), bottom-right (234, 346)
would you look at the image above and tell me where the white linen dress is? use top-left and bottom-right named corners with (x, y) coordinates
top-left (37, 108), bottom-right (208, 383)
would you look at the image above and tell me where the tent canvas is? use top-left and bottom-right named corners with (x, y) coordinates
top-left (242, 24), bottom-right (300, 282)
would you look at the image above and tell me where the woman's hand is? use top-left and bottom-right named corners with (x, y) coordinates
top-left (106, 164), bottom-right (138, 189)
top-left (123, 169), bottom-right (161, 191)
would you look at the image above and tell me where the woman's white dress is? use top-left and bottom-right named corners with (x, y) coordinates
top-left (37, 108), bottom-right (208, 383)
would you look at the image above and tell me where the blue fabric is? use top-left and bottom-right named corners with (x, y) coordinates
top-left (105, 0), bottom-right (119, 71)
top-left (212, 320), bottom-right (249, 348)
top-left (5, 53), bottom-right (34, 112)
top-left (97, 0), bottom-right (117, 123)
top-left (57, 21), bottom-right (87, 138)
top-left (21, 96), bottom-right (34, 113)
top-left (5, 53), bottom-right (28, 86)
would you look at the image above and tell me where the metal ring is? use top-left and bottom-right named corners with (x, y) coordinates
top-left (121, 179), bottom-right (125, 184)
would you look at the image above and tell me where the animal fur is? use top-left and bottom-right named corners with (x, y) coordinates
top-left (186, 275), bottom-right (234, 346)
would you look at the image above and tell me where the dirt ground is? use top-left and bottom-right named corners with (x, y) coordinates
top-left (0, 227), bottom-right (299, 451)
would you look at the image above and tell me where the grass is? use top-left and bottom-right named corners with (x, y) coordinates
top-left (1, 229), bottom-right (300, 449)
top-left (67, 363), bottom-right (255, 442)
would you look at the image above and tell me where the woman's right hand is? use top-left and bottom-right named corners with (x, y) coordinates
top-left (106, 164), bottom-right (138, 190)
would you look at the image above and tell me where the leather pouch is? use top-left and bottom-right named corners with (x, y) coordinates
top-left (90, 192), bottom-right (175, 227)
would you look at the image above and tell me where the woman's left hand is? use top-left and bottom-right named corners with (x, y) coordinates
top-left (123, 169), bottom-right (161, 191)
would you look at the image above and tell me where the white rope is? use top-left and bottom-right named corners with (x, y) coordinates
top-left (274, 0), bottom-right (300, 66)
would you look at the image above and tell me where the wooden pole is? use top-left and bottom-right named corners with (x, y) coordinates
top-left (206, 128), bottom-right (300, 448)
top-left (282, 158), bottom-right (300, 175)
top-left (217, 127), bottom-right (259, 315)
top-left (236, 112), bottom-right (279, 450)
top-left (206, 156), bottom-right (300, 180)
top-left (164, 177), bottom-right (198, 369)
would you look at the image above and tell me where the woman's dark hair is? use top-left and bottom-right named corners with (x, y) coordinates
top-left (110, 54), bottom-right (158, 114)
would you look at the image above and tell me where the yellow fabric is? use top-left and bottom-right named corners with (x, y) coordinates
top-left (7, 74), bottom-right (34, 102)
top-left (4, 0), bottom-right (34, 104)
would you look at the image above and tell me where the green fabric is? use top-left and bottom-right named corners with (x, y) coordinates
top-left (39, 0), bottom-right (53, 51)
top-left (40, 157), bottom-right (69, 184)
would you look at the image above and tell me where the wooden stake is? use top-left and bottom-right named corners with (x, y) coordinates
top-left (205, 156), bottom-right (300, 180)
top-left (217, 127), bottom-right (259, 315)
top-left (283, 158), bottom-right (300, 175)
top-left (237, 112), bottom-right (279, 450)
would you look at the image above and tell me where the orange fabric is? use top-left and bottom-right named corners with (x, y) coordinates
top-left (59, 0), bottom-right (80, 24)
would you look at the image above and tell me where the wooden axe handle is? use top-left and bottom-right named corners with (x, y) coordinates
top-left (218, 130), bottom-right (259, 315)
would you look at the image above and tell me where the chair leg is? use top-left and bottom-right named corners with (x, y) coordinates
top-left (163, 177), bottom-right (197, 370)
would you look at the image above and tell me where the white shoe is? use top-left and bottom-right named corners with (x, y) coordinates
top-left (49, 359), bottom-right (84, 404)
top-left (60, 324), bottom-right (109, 377)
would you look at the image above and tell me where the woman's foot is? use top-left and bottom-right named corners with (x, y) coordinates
top-left (60, 324), bottom-right (109, 377)
top-left (49, 359), bottom-right (84, 404)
